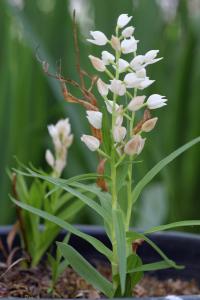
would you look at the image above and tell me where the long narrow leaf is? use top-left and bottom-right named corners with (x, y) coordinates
top-left (57, 242), bottom-right (114, 298)
top-left (132, 137), bottom-right (200, 204)
top-left (127, 231), bottom-right (183, 269)
top-left (128, 260), bottom-right (175, 273)
top-left (145, 220), bottom-right (200, 234)
top-left (113, 209), bottom-right (126, 295)
top-left (11, 198), bottom-right (112, 260)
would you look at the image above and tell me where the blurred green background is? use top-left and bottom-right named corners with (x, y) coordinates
top-left (0, 0), bottom-right (200, 229)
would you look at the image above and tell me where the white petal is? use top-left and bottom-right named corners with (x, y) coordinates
top-left (136, 78), bottom-right (155, 90)
top-left (127, 96), bottom-right (146, 112)
top-left (86, 111), bottom-right (102, 129)
top-left (105, 100), bottom-right (119, 114)
top-left (130, 55), bottom-right (145, 71)
top-left (113, 126), bottom-right (127, 143)
top-left (124, 72), bottom-right (143, 88)
top-left (144, 50), bottom-right (159, 62)
top-left (147, 94), bottom-right (167, 109)
top-left (81, 135), bottom-right (100, 151)
top-left (118, 58), bottom-right (129, 73)
top-left (109, 79), bottom-right (126, 96)
top-left (101, 51), bottom-right (115, 65)
top-left (136, 68), bottom-right (146, 78)
top-left (122, 26), bottom-right (135, 38)
top-left (121, 37), bottom-right (138, 54)
top-left (97, 78), bottom-right (109, 96)
top-left (117, 14), bottom-right (132, 28)
top-left (87, 31), bottom-right (108, 46)
top-left (88, 55), bottom-right (106, 72)
top-left (45, 149), bottom-right (55, 167)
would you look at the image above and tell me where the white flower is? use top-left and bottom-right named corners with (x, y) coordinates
top-left (105, 100), bottom-right (119, 114)
top-left (113, 126), bottom-right (127, 143)
top-left (109, 79), bottom-right (126, 96)
top-left (136, 77), bottom-right (155, 90)
top-left (87, 31), bottom-right (108, 46)
top-left (124, 135), bottom-right (146, 155)
top-left (142, 117), bottom-right (158, 132)
top-left (86, 111), bottom-right (102, 129)
top-left (45, 149), bottom-right (55, 168)
top-left (97, 78), bottom-right (109, 96)
top-left (127, 96), bottom-right (146, 112)
top-left (121, 37), bottom-right (138, 54)
top-left (117, 14), bottom-right (132, 28)
top-left (47, 118), bottom-right (73, 177)
top-left (124, 72), bottom-right (143, 88)
top-left (111, 35), bottom-right (121, 51)
top-left (101, 51), bottom-right (115, 65)
top-left (146, 94), bottom-right (167, 109)
top-left (88, 55), bottom-right (106, 72)
top-left (81, 135), bottom-right (100, 151)
top-left (118, 58), bottom-right (129, 73)
top-left (115, 105), bottom-right (124, 126)
top-left (144, 50), bottom-right (162, 65)
top-left (122, 26), bottom-right (135, 38)
top-left (136, 68), bottom-right (146, 78)
top-left (130, 55), bottom-right (145, 71)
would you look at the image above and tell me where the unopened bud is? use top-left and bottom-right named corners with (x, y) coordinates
top-left (127, 96), bottom-right (146, 112)
top-left (142, 117), bottom-right (158, 132)
top-left (88, 55), bottom-right (106, 72)
top-left (124, 135), bottom-right (145, 156)
top-left (111, 35), bottom-right (121, 51)
top-left (113, 126), bottom-right (126, 143)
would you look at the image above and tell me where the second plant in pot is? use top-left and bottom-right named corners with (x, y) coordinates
top-left (12, 12), bottom-right (200, 298)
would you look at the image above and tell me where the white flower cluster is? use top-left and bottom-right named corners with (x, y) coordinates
top-left (45, 118), bottom-right (73, 177)
top-left (81, 14), bottom-right (167, 156)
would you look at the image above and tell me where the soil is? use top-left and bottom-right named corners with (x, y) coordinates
top-left (0, 262), bottom-right (200, 298)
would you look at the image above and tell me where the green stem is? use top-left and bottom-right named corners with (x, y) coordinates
top-left (126, 88), bottom-right (137, 231)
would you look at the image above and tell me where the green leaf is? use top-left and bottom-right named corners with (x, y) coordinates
top-left (126, 231), bottom-right (183, 269)
top-left (17, 171), bottom-right (110, 223)
top-left (128, 260), bottom-right (177, 273)
top-left (132, 137), bottom-right (200, 204)
top-left (57, 242), bottom-right (114, 298)
top-left (145, 220), bottom-right (200, 234)
top-left (11, 198), bottom-right (112, 261)
top-left (113, 209), bottom-right (126, 295)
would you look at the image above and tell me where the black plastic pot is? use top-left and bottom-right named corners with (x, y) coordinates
top-left (1, 225), bottom-right (200, 300)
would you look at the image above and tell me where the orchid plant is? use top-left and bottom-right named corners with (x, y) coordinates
top-left (12, 13), bottom-right (200, 298)
top-left (12, 118), bottom-right (84, 270)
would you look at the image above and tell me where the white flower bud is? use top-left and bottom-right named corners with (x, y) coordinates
top-left (122, 26), bottom-right (135, 38)
top-left (105, 100), bottom-right (119, 114)
top-left (115, 105), bottom-right (124, 126)
top-left (48, 125), bottom-right (58, 140)
top-left (45, 149), bottom-right (55, 168)
top-left (121, 37), bottom-right (138, 54)
top-left (136, 68), bottom-right (146, 78)
top-left (113, 126), bottom-right (127, 143)
top-left (111, 35), bottom-right (121, 51)
top-left (118, 58), bottom-right (129, 73)
top-left (146, 94), bottom-right (167, 109)
top-left (142, 117), bottom-right (158, 132)
top-left (101, 51), bottom-right (115, 65)
top-left (130, 55), bottom-right (145, 71)
top-left (97, 78), bottom-right (109, 96)
top-left (87, 31), bottom-right (108, 46)
top-left (88, 55), bottom-right (106, 72)
top-left (124, 72), bottom-right (143, 88)
top-left (117, 14), bottom-right (132, 28)
top-left (110, 79), bottom-right (126, 96)
top-left (81, 135), bottom-right (100, 151)
top-left (55, 159), bottom-right (66, 176)
top-left (127, 96), bottom-right (146, 112)
top-left (86, 111), bottom-right (102, 129)
top-left (124, 135), bottom-right (146, 156)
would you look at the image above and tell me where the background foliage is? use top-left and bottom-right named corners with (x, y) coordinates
top-left (0, 0), bottom-right (200, 228)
